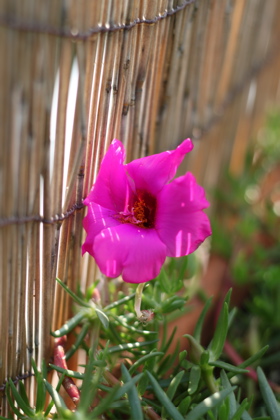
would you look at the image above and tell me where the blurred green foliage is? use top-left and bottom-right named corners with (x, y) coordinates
top-left (210, 111), bottom-right (280, 416)
top-left (3, 270), bottom-right (279, 420)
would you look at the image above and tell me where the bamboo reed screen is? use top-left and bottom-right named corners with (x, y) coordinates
top-left (1, 0), bottom-right (280, 415)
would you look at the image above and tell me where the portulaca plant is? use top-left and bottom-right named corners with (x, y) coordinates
top-left (82, 139), bottom-right (211, 283)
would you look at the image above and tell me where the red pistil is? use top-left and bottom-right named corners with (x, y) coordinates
top-left (116, 192), bottom-right (156, 228)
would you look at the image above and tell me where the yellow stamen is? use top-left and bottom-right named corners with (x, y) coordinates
top-left (133, 199), bottom-right (148, 227)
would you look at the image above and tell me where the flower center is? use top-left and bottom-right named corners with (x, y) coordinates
top-left (133, 197), bottom-right (154, 228)
top-left (117, 192), bottom-right (156, 228)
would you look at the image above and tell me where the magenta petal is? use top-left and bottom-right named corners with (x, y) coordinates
top-left (156, 172), bottom-right (211, 257)
top-left (84, 140), bottom-right (133, 212)
top-left (93, 224), bottom-right (167, 283)
top-left (82, 203), bottom-right (120, 256)
top-left (125, 139), bottom-right (193, 195)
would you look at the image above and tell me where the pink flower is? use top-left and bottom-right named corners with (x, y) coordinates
top-left (82, 139), bottom-right (211, 283)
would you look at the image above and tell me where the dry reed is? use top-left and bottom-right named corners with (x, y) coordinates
top-left (1, 0), bottom-right (280, 416)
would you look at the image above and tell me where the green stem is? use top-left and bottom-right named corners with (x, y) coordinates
top-left (202, 366), bottom-right (218, 393)
top-left (134, 283), bottom-right (145, 319)
top-left (89, 320), bottom-right (100, 354)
